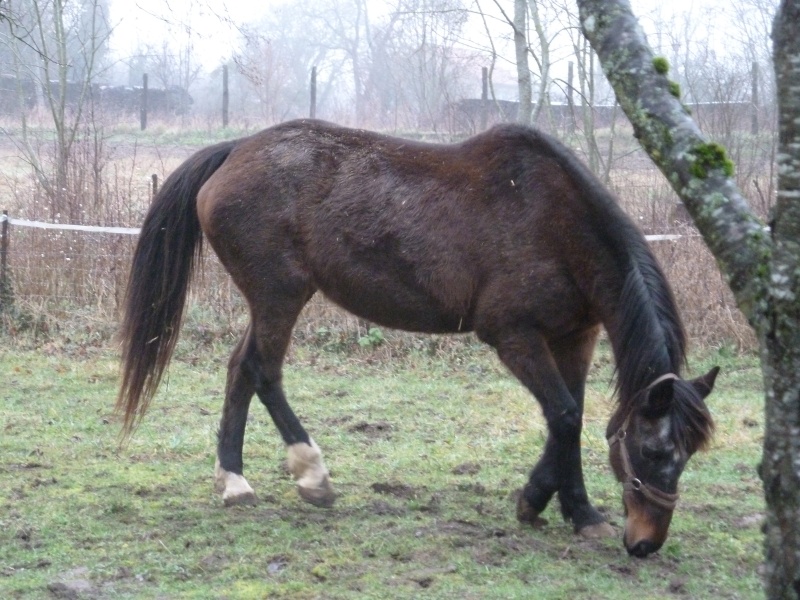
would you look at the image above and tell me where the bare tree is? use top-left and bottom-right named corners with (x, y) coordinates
top-left (303, 0), bottom-right (374, 125)
top-left (232, 6), bottom-right (329, 124)
top-left (374, 0), bottom-right (470, 131)
top-left (149, 40), bottom-right (201, 99)
top-left (577, 0), bottom-right (800, 596)
top-left (1, 0), bottom-right (111, 219)
top-left (511, 0), bottom-right (532, 124)
top-left (527, 0), bottom-right (552, 126)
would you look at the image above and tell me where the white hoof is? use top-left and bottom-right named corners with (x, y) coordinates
top-left (214, 459), bottom-right (256, 506)
top-left (287, 439), bottom-right (336, 508)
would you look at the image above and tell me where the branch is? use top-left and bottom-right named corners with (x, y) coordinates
top-left (576, 0), bottom-right (771, 325)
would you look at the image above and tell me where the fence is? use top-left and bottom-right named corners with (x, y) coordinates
top-left (1, 210), bottom-right (753, 349)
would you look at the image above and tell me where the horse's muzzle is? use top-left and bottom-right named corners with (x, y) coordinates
top-left (626, 538), bottom-right (662, 558)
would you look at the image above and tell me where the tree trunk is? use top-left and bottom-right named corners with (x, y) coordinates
top-left (576, 0), bottom-right (800, 597)
top-left (763, 1), bottom-right (800, 596)
top-left (528, 0), bottom-right (550, 128)
top-left (513, 0), bottom-right (532, 125)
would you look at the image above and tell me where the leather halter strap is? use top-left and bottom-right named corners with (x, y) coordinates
top-left (607, 373), bottom-right (681, 512)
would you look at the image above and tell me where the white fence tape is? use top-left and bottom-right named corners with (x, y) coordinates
top-left (645, 234), bottom-right (684, 241)
top-left (0, 214), bottom-right (140, 235)
top-left (0, 213), bottom-right (688, 241)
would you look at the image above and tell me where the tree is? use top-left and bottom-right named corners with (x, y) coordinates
top-left (232, 6), bottom-right (329, 124)
top-left (576, 0), bottom-right (799, 596)
top-left (511, 0), bottom-right (532, 124)
top-left (373, 0), bottom-right (470, 130)
top-left (1, 0), bottom-right (111, 219)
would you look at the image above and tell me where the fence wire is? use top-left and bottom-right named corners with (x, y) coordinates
top-left (0, 214), bottom-right (749, 347)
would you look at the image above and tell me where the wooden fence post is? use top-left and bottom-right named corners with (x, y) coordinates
top-left (567, 61), bottom-right (576, 136)
top-left (151, 174), bottom-right (159, 199)
top-left (140, 73), bottom-right (149, 131)
top-left (481, 66), bottom-right (489, 131)
top-left (310, 66), bottom-right (317, 119)
top-left (222, 64), bottom-right (229, 128)
top-left (0, 210), bottom-right (11, 311)
top-left (751, 61), bottom-right (759, 136)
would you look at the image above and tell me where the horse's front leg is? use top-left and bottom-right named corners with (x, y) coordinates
top-left (493, 328), bottom-right (613, 537)
top-left (550, 328), bottom-right (614, 538)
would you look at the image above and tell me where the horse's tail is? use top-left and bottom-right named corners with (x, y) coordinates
top-left (117, 140), bottom-right (236, 436)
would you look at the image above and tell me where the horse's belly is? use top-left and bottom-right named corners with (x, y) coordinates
top-left (318, 280), bottom-right (473, 335)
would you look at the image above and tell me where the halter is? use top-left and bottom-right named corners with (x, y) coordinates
top-left (607, 373), bottom-right (681, 512)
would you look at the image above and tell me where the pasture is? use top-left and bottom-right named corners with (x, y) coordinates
top-left (0, 338), bottom-right (764, 599)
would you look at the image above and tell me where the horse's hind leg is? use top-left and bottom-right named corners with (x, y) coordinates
top-left (215, 327), bottom-right (258, 506)
top-left (216, 299), bottom-right (335, 508)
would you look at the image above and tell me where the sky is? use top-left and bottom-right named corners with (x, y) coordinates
top-left (107, 0), bottom-right (764, 81)
top-left (109, 0), bottom-right (268, 66)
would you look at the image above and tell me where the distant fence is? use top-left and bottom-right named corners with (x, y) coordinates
top-left (0, 211), bottom-right (752, 347)
top-left (0, 210), bottom-right (685, 315)
top-left (0, 74), bottom-right (193, 130)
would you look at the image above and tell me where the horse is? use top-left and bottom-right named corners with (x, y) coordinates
top-left (117, 119), bottom-right (718, 558)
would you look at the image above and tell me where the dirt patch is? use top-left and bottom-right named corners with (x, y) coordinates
top-left (404, 564), bottom-right (457, 588)
top-left (734, 513), bottom-right (764, 529)
top-left (47, 567), bottom-right (95, 599)
top-left (451, 462), bottom-right (481, 475)
top-left (668, 577), bottom-right (689, 595)
top-left (349, 421), bottom-right (393, 437)
top-left (371, 482), bottom-right (418, 499)
top-left (367, 500), bottom-right (407, 516)
top-left (267, 555), bottom-right (290, 575)
top-left (456, 482), bottom-right (487, 496)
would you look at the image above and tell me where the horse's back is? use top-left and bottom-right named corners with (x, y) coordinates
top-left (197, 120), bottom-right (635, 337)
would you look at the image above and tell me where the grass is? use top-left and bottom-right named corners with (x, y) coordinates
top-left (0, 338), bottom-right (765, 599)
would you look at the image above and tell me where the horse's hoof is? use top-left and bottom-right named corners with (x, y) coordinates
top-left (298, 476), bottom-right (336, 508)
top-left (223, 490), bottom-right (257, 507)
top-left (516, 490), bottom-right (548, 528)
top-left (578, 522), bottom-right (616, 538)
top-left (215, 460), bottom-right (256, 507)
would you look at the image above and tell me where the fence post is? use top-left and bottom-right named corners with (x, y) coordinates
top-left (151, 174), bottom-right (159, 199)
top-left (751, 61), bottom-right (759, 136)
top-left (222, 64), bottom-right (229, 128)
top-left (0, 210), bottom-right (11, 312)
top-left (140, 73), bottom-right (149, 131)
top-left (310, 66), bottom-right (317, 119)
top-left (566, 61), bottom-right (576, 136)
top-left (481, 66), bottom-right (489, 131)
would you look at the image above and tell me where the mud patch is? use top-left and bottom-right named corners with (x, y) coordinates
top-left (734, 513), bottom-right (764, 529)
top-left (371, 482), bottom-right (418, 499)
top-left (451, 462), bottom-right (481, 475)
top-left (47, 567), bottom-right (95, 599)
top-left (405, 564), bottom-right (457, 588)
top-left (349, 421), bottom-right (393, 438)
top-left (368, 500), bottom-right (407, 516)
top-left (267, 555), bottom-right (290, 575)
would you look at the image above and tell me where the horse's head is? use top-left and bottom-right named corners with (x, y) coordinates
top-left (607, 367), bottom-right (719, 557)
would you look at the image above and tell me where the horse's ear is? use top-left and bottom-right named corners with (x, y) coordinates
top-left (642, 377), bottom-right (675, 417)
top-left (690, 366), bottom-right (720, 399)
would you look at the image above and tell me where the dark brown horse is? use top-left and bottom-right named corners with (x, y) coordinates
top-left (117, 119), bottom-right (718, 557)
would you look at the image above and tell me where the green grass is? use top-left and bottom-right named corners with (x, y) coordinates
top-left (0, 340), bottom-right (765, 599)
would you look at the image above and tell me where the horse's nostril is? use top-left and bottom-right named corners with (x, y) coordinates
top-left (627, 540), bottom-right (661, 558)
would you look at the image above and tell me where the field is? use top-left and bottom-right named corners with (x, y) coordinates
top-left (0, 337), bottom-right (765, 599)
